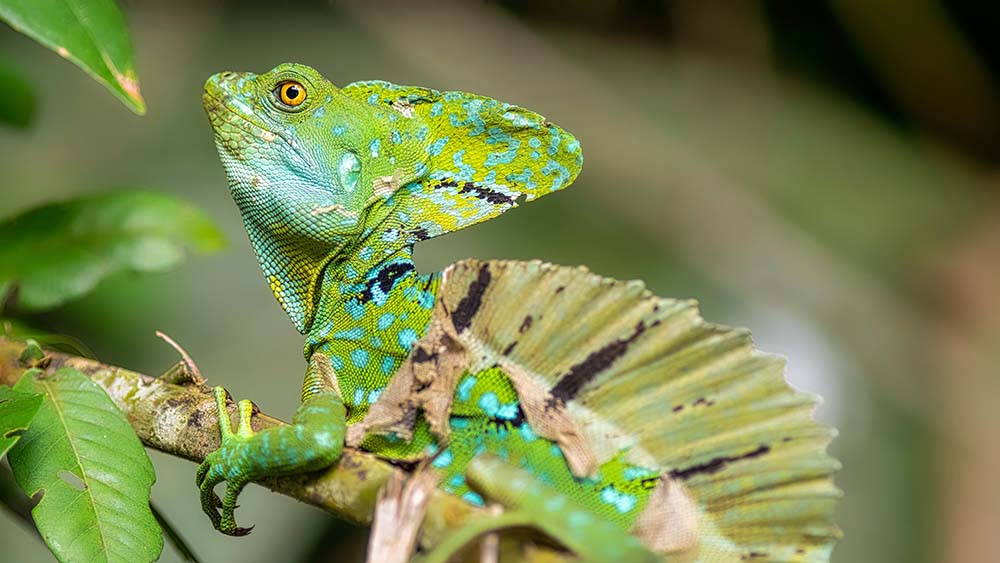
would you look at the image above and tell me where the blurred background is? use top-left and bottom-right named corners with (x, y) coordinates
top-left (2, 1), bottom-right (998, 561)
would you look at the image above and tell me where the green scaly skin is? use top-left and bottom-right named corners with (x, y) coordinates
top-left (200, 63), bottom-right (659, 561)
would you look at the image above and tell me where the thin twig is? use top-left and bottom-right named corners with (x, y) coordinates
top-left (151, 501), bottom-right (202, 563)
top-left (154, 330), bottom-right (205, 385)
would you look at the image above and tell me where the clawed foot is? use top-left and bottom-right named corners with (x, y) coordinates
top-left (196, 386), bottom-right (256, 536)
top-left (195, 375), bottom-right (347, 536)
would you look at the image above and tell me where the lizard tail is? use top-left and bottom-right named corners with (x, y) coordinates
top-left (434, 259), bottom-right (842, 562)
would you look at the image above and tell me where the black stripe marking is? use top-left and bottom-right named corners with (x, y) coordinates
top-left (668, 444), bottom-right (771, 481)
top-left (451, 264), bottom-right (491, 333)
top-left (550, 321), bottom-right (647, 401)
top-left (358, 262), bottom-right (415, 304)
top-left (489, 405), bottom-right (526, 428)
top-left (458, 182), bottom-right (516, 206)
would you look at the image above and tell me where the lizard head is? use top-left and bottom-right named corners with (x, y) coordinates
top-left (204, 62), bottom-right (583, 332)
top-left (204, 63), bottom-right (375, 249)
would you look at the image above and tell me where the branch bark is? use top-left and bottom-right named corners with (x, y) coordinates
top-left (0, 337), bottom-right (487, 553)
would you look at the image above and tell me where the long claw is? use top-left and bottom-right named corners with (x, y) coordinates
top-left (217, 479), bottom-right (249, 535)
top-left (197, 391), bottom-right (235, 532)
top-left (199, 476), bottom-right (223, 529)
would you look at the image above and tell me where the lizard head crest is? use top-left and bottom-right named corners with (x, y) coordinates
top-left (204, 63), bottom-right (583, 332)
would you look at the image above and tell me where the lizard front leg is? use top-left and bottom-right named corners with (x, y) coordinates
top-left (196, 353), bottom-right (346, 535)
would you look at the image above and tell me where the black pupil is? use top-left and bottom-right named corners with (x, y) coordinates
top-left (285, 84), bottom-right (300, 101)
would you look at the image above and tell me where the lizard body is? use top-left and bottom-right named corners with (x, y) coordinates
top-left (200, 63), bottom-right (840, 562)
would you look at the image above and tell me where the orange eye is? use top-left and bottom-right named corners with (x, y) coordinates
top-left (277, 81), bottom-right (306, 106)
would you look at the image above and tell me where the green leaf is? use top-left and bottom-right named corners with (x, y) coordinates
top-left (9, 367), bottom-right (163, 563)
top-left (0, 0), bottom-right (145, 114)
top-left (0, 384), bottom-right (43, 458)
top-left (0, 191), bottom-right (226, 311)
top-left (0, 59), bottom-right (34, 127)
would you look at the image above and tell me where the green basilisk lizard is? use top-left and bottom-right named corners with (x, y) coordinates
top-left (199, 63), bottom-right (841, 562)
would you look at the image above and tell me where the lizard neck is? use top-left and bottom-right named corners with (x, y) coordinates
top-left (305, 237), bottom-right (441, 417)
top-left (241, 207), bottom-right (340, 334)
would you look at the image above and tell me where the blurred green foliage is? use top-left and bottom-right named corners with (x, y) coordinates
top-left (1, 1), bottom-right (998, 562)
top-left (0, 59), bottom-right (33, 127)
top-left (0, 0), bottom-right (145, 113)
top-left (0, 6), bottom-right (219, 561)
top-left (0, 191), bottom-right (225, 311)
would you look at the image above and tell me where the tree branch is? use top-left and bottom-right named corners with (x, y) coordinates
top-left (0, 337), bottom-right (486, 553)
